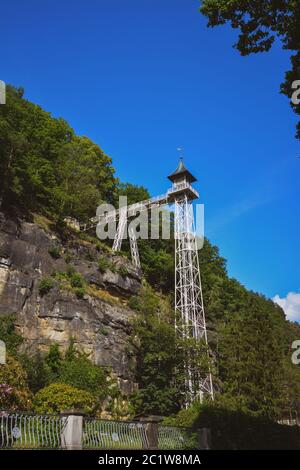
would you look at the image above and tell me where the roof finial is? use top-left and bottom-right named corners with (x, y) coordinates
top-left (177, 146), bottom-right (184, 162)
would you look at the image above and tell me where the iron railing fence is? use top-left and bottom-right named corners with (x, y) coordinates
top-left (83, 418), bottom-right (149, 449)
top-left (158, 424), bottom-right (194, 450)
top-left (0, 411), bottom-right (196, 450)
top-left (0, 411), bottom-right (67, 449)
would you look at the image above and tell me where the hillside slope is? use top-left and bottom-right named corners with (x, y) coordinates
top-left (0, 211), bottom-right (140, 394)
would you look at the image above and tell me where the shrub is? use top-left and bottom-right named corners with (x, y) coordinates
top-left (33, 383), bottom-right (94, 414)
top-left (64, 250), bottom-right (72, 263)
top-left (98, 256), bottom-right (110, 273)
top-left (48, 246), bottom-right (61, 259)
top-left (100, 327), bottom-right (109, 336)
top-left (163, 399), bottom-right (300, 450)
top-left (0, 355), bottom-right (32, 410)
top-left (0, 315), bottom-right (23, 356)
top-left (70, 272), bottom-right (84, 288)
top-left (118, 266), bottom-right (129, 277)
top-left (66, 264), bottom-right (76, 277)
top-left (20, 352), bottom-right (52, 393)
top-left (74, 287), bottom-right (85, 299)
top-left (58, 355), bottom-right (107, 400)
top-left (38, 277), bottom-right (54, 296)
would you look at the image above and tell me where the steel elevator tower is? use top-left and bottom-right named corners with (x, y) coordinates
top-left (89, 159), bottom-right (214, 403)
top-left (168, 160), bottom-right (214, 403)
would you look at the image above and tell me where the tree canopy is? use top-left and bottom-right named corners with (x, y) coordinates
top-left (0, 86), bottom-right (116, 221)
top-left (200, 0), bottom-right (300, 138)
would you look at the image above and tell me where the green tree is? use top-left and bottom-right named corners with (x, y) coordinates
top-left (218, 293), bottom-right (286, 417)
top-left (114, 182), bottom-right (150, 206)
top-left (130, 284), bottom-right (179, 414)
top-left (200, 0), bottom-right (300, 138)
top-left (45, 344), bottom-right (62, 380)
top-left (0, 85), bottom-right (116, 218)
top-left (58, 348), bottom-right (108, 401)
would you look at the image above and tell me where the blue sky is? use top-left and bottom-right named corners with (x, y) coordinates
top-left (1, 0), bottom-right (299, 311)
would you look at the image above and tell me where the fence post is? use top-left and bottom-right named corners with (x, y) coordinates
top-left (137, 415), bottom-right (162, 450)
top-left (61, 410), bottom-right (84, 450)
top-left (198, 427), bottom-right (211, 450)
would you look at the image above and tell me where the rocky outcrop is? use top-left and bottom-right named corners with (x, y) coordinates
top-left (0, 212), bottom-right (141, 394)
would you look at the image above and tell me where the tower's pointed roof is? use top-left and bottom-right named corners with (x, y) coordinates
top-left (168, 158), bottom-right (197, 183)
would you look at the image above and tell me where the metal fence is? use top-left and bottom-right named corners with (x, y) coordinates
top-left (158, 424), bottom-right (191, 450)
top-left (0, 412), bottom-right (66, 449)
top-left (0, 411), bottom-right (197, 450)
top-left (83, 418), bottom-right (149, 449)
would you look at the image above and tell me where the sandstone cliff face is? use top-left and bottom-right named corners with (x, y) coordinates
top-left (0, 212), bottom-right (141, 394)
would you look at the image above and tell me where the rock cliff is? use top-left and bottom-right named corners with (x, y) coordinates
top-left (0, 212), bottom-right (141, 394)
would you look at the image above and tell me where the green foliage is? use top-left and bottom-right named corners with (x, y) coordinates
top-left (45, 344), bottom-right (62, 379)
top-left (100, 327), bottom-right (109, 336)
top-left (130, 284), bottom-right (181, 415)
top-left (98, 256), bottom-right (111, 273)
top-left (52, 265), bottom-right (87, 297)
top-left (139, 242), bottom-right (174, 292)
top-left (19, 352), bottom-right (52, 394)
top-left (114, 182), bottom-right (150, 206)
top-left (98, 256), bottom-right (116, 273)
top-left (21, 342), bottom-right (111, 414)
top-left (33, 383), bottom-right (95, 414)
top-left (48, 246), bottom-right (61, 259)
top-left (217, 293), bottom-right (286, 418)
top-left (74, 287), bottom-right (86, 299)
top-left (0, 85), bottom-right (116, 218)
top-left (117, 265), bottom-right (129, 277)
top-left (200, 0), bottom-right (300, 138)
top-left (69, 272), bottom-right (85, 288)
top-left (58, 353), bottom-right (107, 400)
top-left (166, 398), bottom-right (300, 450)
top-left (38, 276), bottom-right (54, 296)
top-left (46, 342), bottom-right (107, 398)
top-left (0, 314), bottom-right (23, 356)
top-left (0, 355), bottom-right (32, 410)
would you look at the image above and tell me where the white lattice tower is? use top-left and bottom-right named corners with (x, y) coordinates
top-left (89, 158), bottom-right (214, 404)
top-left (174, 194), bottom-right (214, 404)
top-left (128, 224), bottom-right (141, 269)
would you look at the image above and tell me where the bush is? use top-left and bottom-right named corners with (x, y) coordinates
top-left (33, 383), bottom-right (95, 414)
top-left (0, 355), bottom-right (32, 410)
top-left (52, 266), bottom-right (86, 297)
top-left (0, 315), bottom-right (23, 356)
top-left (48, 246), bottom-right (61, 259)
top-left (74, 287), bottom-right (85, 299)
top-left (58, 355), bottom-right (107, 400)
top-left (98, 256), bottom-right (110, 273)
top-left (38, 277), bottom-right (54, 296)
top-left (164, 399), bottom-right (300, 450)
top-left (20, 352), bottom-right (53, 393)
top-left (70, 272), bottom-right (84, 288)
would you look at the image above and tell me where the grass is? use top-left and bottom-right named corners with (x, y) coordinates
top-left (32, 213), bottom-right (53, 233)
top-left (87, 285), bottom-right (127, 306)
top-left (38, 277), bottom-right (54, 296)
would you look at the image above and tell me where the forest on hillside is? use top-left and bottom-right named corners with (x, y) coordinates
top-left (1, 86), bottom-right (300, 448)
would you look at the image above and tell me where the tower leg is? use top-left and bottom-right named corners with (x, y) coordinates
top-left (128, 225), bottom-right (141, 269)
top-left (112, 209), bottom-right (127, 252)
top-left (174, 196), bottom-right (214, 404)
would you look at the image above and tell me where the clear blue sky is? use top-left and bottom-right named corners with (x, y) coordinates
top-left (1, 0), bottom-right (299, 302)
